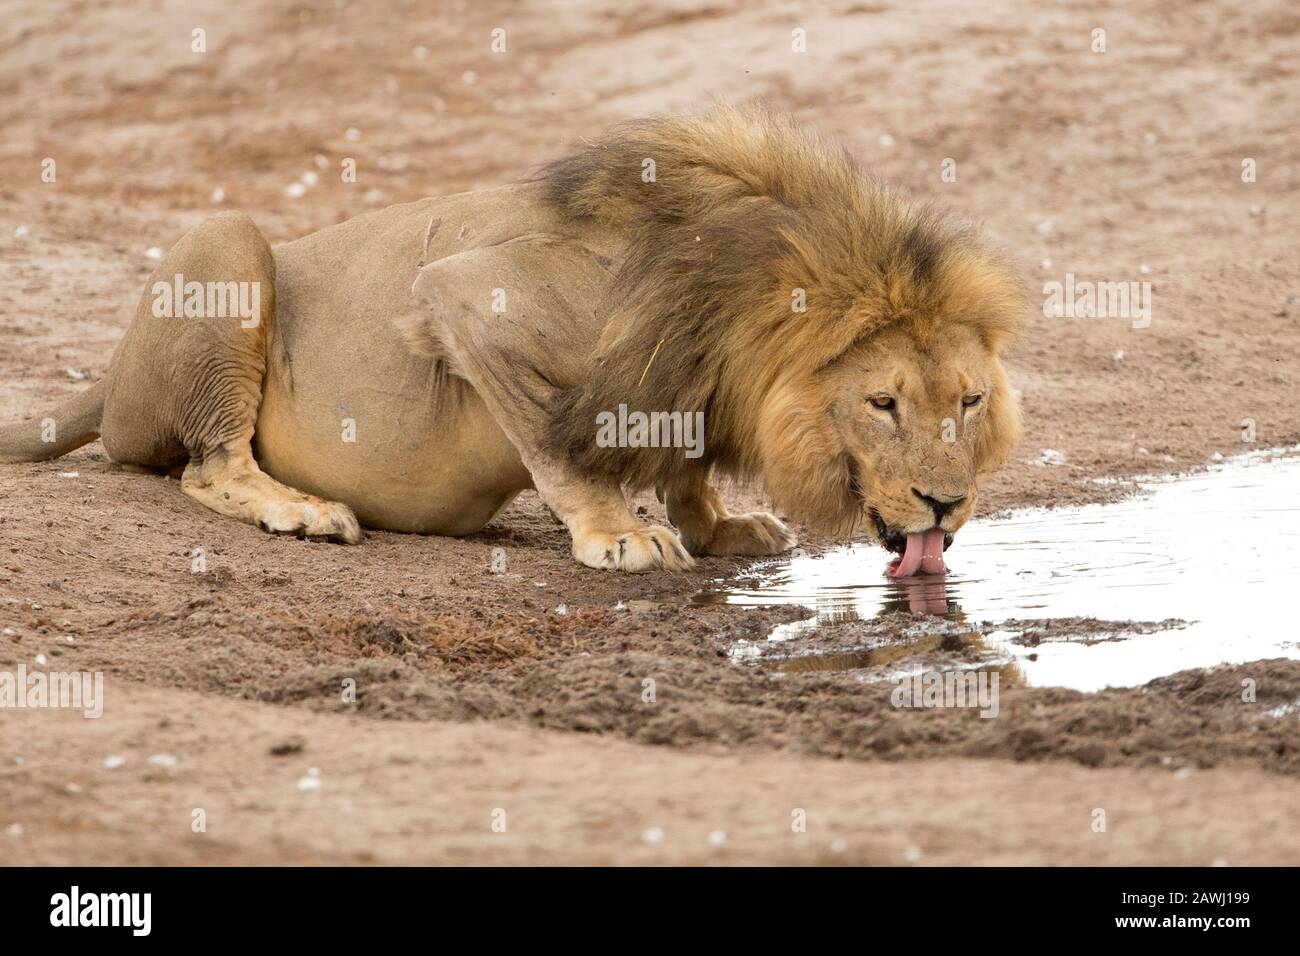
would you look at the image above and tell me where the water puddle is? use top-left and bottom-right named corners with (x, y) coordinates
top-left (695, 449), bottom-right (1300, 691)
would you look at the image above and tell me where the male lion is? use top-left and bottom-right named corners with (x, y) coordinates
top-left (0, 106), bottom-right (1022, 575)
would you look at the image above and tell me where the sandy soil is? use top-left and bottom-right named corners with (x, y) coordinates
top-left (2, 0), bottom-right (1299, 865)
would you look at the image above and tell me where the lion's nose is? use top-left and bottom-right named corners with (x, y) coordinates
top-left (912, 489), bottom-right (967, 522)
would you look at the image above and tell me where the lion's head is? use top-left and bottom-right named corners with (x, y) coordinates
top-left (540, 104), bottom-right (1023, 575)
top-left (756, 320), bottom-right (1020, 576)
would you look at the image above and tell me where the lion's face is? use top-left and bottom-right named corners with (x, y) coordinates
top-left (756, 321), bottom-right (1020, 576)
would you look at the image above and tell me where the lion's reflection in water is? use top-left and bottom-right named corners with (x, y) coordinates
top-left (693, 452), bottom-right (1300, 691)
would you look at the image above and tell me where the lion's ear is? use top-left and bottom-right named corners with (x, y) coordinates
top-left (975, 362), bottom-right (1021, 476)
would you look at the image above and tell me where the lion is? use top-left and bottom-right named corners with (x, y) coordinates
top-left (0, 105), bottom-right (1022, 575)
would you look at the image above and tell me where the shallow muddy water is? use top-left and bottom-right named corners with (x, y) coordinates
top-left (696, 450), bottom-right (1300, 691)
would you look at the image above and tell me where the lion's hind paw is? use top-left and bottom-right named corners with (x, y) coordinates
top-left (257, 498), bottom-right (364, 544)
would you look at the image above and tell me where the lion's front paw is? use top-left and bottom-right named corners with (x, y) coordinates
top-left (572, 525), bottom-right (694, 572)
top-left (701, 512), bottom-right (797, 556)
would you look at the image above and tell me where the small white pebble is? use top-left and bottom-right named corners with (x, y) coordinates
top-left (1035, 219), bottom-right (1055, 236)
top-left (1040, 257), bottom-right (1052, 270)
top-left (878, 133), bottom-right (895, 147)
top-left (211, 186), bottom-right (225, 203)
top-left (1113, 350), bottom-right (1125, 361)
top-left (65, 367), bottom-right (86, 381)
top-left (300, 170), bottom-right (319, 186)
top-left (1211, 452), bottom-right (1224, 461)
top-left (14, 225), bottom-right (30, 239)
top-left (1138, 264), bottom-right (1150, 274)
top-left (1143, 132), bottom-right (1157, 145)
top-left (554, 603), bottom-right (568, 616)
top-left (830, 838), bottom-right (848, 854)
top-left (613, 601), bottom-right (627, 611)
top-left (58, 471), bottom-right (79, 479)
top-left (363, 188), bottom-right (387, 203)
top-left (148, 753), bottom-right (178, 768)
top-left (5, 823), bottom-right (23, 838)
top-left (64, 635), bottom-right (76, 645)
top-left (296, 776), bottom-right (322, 792)
top-left (345, 127), bottom-right (361, 141)
top-left (1036, 449), bottom-right (1066, 466)
top-left (1, 627), bottom-right (15, 637)
top-left (707, 830), bottom-right (727, 846)
top-left (144, 247), bottom-right (163, 261)
top-left (307, 766), bottom-right (321, 776)
top-left (65, 782), bottom-right (83, 795)
top-left (313, 153), bottom-right (329, 170)
top-left (533, 581), bottom-right (547, 588)
top-left (462, 70), bottom-right (478, 85)
top-left (641, 826), bottom-right (665, 844)
top-left (1250, 205), bottom-right (1263, 216)
top-left (903, 844), bottom-right (924, 862)
top-left (104, 755), bottom-right (126, 769)
top-left (35, 654), bottom-right (47, 666)
top-left (284, 182), bottom-right (306, 199)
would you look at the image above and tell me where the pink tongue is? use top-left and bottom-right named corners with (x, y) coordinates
top-left (887, 527), bottom-right (948, 578)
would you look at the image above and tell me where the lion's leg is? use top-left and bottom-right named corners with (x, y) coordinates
top-left (524, 457), bottom-right (692, 572)
top-left (665, 475), bottom-right (797, 557)
top-left (181, 445), bottom-right (361, 543)
top-left (99, 212), bottom-right (361, 543)
top-left (405, 237), bottom-right (692, 572)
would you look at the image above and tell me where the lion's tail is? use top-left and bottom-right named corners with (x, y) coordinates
top-left (0, 380), bottom-right (106, 462)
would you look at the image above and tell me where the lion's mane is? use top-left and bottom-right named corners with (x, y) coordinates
top-left (538, 104), bottom-right (1023, 531)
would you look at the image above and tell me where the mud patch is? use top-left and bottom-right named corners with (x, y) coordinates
top-left (35, 593), bottom-right (1300, 775)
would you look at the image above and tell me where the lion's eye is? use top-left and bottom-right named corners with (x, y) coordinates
top-left (962, 394), bottom-right (983, 408)
top-left (868, 395), bottom-right (896, 411)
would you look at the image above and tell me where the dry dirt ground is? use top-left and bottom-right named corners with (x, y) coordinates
top-left (2, 0), bottom-right (1299, 865)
